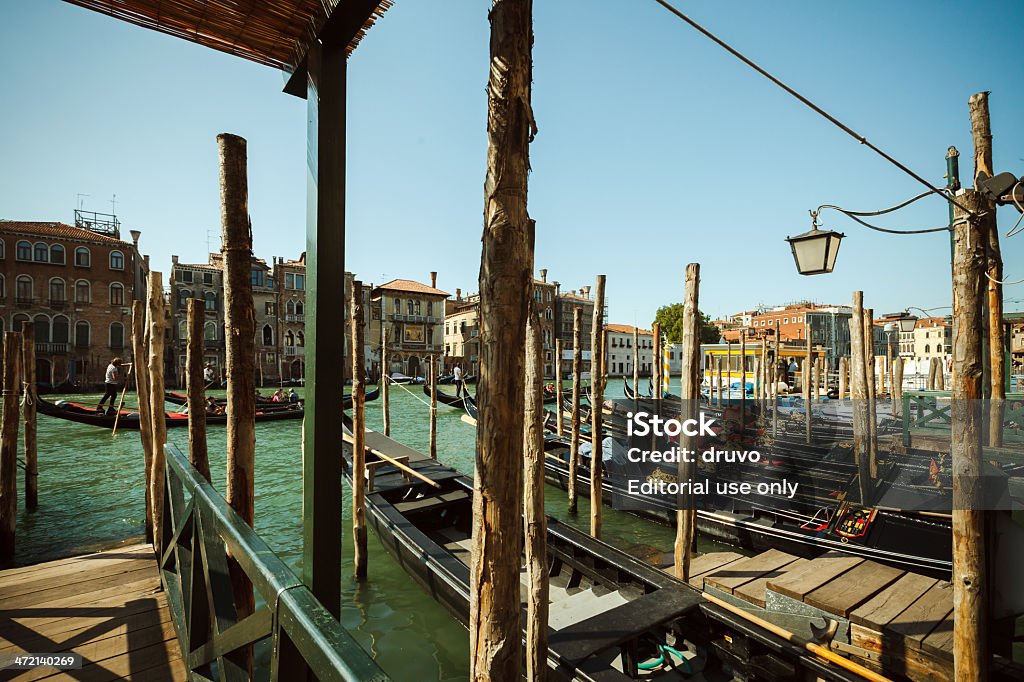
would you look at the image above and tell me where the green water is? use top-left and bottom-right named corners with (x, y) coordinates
top-left (10, 378), bottom-right (724, 680)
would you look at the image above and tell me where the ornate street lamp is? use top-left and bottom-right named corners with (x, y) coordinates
top-left (786, 210), bottom-right (845, 276)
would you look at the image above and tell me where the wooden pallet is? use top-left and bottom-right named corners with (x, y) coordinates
top-left (0, 543), bottom-right (185, 681)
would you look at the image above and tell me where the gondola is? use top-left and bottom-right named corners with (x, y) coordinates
top-left (437, 373), bottom-right (477, 385)
top-left (340, 423), bottom-right (874, 681)
top-left (166, 387), bottom-right (379, 410)
top-left (36, 397), bottom-right (304, 429)
top-left (424, 384), bottom-right (475, 409)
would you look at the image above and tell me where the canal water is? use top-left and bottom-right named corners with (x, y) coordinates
top-left (10, 378), bottom-right (729, 681)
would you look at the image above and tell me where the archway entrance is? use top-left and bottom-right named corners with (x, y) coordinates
top-left (291, 359), bottom-right (303, 379)
top-left (407, 356), bottom-right (420, 379)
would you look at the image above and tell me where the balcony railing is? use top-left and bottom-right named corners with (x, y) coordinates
top-left (15, 296), bottom-right (35, 307)
top-left (159, 443), bottom-right (388, 681)
top-left (48, 298), bottom-right (67, 309)
top-left (36, 342), bottom-right (69, 354)
top-left (204, 339), bottom-right (223, 349)
top-left (286, 314), bottom-right (305, 323)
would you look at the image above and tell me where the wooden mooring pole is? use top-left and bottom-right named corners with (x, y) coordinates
top-left (590, 275), bottom-right (606, 539)
top-left (739, 330), bottom-right (746, 434)
top-left (22, 323), bottom-right (37, 511)
top-left (146, 271), bottom-right (166, 551)
top-left (850, 292), bottom-right (871, 503)
top-left (131, 301), bottom-right (154, 542)
top-left (351, 280), bottom-right (367, 579)
top-left (568, 307), bottom-right (582, 514)
top-left (429, 359), bottom-right (437, 460)
top-left (381, 327), bottom-right (390, 437)
top-left (838, 356), bottom-right (848, 403)
top-left (0, 332), bottom-right (22, 558)
top-left (772, 320), bottom-right (780, 436)
top-left (652, 323), bottom-right (662, 402)
top-left (632, 327), bottom-right (639, 401)
top-left (971, 92), bottom-right (1004, 447)
top-left (555, 338), bottom-right (564, 437)
top-left (524, 300), bottom-right (548, 682)
top-left (949, 114), bottom-right (993, 682)
top-left (893, 356), bottom-right (904, 417)
top-left (218, 132), bottom-right (257, 636)
top-left (470, 0), bottom-right (533, 674)
top-left (804, 323), bottom-right (812, 444)
top-left (186, 298), bottom-right (210, 482)
top-left (864, 308), bottom-right (878, 479)
top-left (675, 264), bottom-right (700, 581)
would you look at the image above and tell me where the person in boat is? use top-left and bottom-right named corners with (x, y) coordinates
top-left (453, 364), bottom-right (464, 397)
top-left (271, 388), bottom-right (283, 402)
top-left (288, 388), bottom-right (300, 404)
top-left (203, 362), bottom-right (217, 388)
top-left (205, 397), bottom-right (225, 415)
top-left (96, 357), bottom-right (124, 413)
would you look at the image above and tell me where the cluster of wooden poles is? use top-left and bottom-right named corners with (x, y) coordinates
top-left (0, 323), bottom-right (40, 559)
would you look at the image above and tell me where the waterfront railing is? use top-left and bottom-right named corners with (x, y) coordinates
top-left (159, 442), bottom-right (388, 681)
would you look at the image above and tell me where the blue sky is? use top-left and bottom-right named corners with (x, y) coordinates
top-left (2, 0), bottom-right (1022, 326)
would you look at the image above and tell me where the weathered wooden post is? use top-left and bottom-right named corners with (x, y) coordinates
top-left (864, 308), bottom-right (878, 479)
top-left (675, 264), bottom-right (700, 581)
top-left (970, 92), bottom-right (1004, 447)
top-left (351, 280), bottom-right (367, 579)
top-left (555, 338), bottom-right (564, 436)
top-left (146, 271), bottom-right (167, 551)
top-left (381, 327), bottom-right (390, 437)
top-left (470, 0), bottom-right (533, 674)
top-left (739, 330), bottom-right (746, 433)
top-left (186, 299), bottom-right (210, 482)
top-left (632, 327), bottom-right (640, 400)
top-left (772, 320), bottom-right (780, 436)
top-left (219, 132), bottom-right (256, 632)
top-left (523, 301), bottom-right (548, 682)
top-left (132, 300), bottom-right (154, 542)
top-left (726, 340), bottom-right (732, 397)
top-left (838, 356), bottom-right (848, 402)
top-left (21, 323), bottom-right (37, 511)
top-left (951, 189), bottom-right (989, 682)
top-left (0, 332), bottom-right (22, 558)
top-left (715, 355), bottom-right (721, 407)
top-left (893, 357), bottom-right (904, 417)
top-left (804, 323), bottom-right (812, 444)
top-left (652, 323), bottom-right (662, 401)
top-left (569, 307), bottom-right (582, 513)
top-left (429, 361), bottom-right (437, 460)
top-left (590, 275), bottom-right (606, 538)
top-left (850, 293), bottom-right (871, 502)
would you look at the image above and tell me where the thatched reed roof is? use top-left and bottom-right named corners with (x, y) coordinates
top-left (62, 0), bottom-right (393, 70)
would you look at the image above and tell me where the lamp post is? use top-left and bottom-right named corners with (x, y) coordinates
top-left (786, 210), bottom-right (845, 276)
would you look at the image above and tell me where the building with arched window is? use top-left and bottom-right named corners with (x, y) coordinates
top-left (372, 274), bottom-right (448, 381)
top-left (0, 220), bottom-right (147, 388)
top-left (169, 255), bottom-right (225, 385)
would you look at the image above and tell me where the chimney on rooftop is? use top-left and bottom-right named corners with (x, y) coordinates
top-left (456, 288), bottom-right (462, 301)
top-left (171, 255), bottom-right (178, 265)
top-left (584, 285), bottom-right (591, 299)
top-left (540, 268), bottom-right (547, 283)
top-left (554, 281), bottom-right (560, 297)
top-left (430, 271), bottom-right (437, 288)
top-left (130, 229), bottom-right (141, 247)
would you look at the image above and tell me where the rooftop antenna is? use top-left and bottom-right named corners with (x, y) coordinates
top-left (109, 194), bottom-right (117, 215)
top-left (76, 193), bottom-right (90, 211)
top-left (206, 229), bottom-right (213, 254)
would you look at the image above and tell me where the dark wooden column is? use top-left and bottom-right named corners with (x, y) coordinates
top-left (302, 39), bottom-right (346, 620)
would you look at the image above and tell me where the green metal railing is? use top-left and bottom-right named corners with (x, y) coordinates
top-left (158, 443), bottom-right (388, 681)
top-left (901, 390), bottom-right (1024, 447)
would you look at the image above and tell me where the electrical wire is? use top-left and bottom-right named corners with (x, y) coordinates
top-left (650, 0), bottom-right (975, 217)
top-left (984, 272), bottom-right (1024, 286)
top-left (821, 207), bottom-right (953, 235)
top-left (1005, 181), bottom-right (1024, 238)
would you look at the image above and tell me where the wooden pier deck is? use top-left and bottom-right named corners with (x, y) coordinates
top-left (0, 543), bottom-right (185, 681)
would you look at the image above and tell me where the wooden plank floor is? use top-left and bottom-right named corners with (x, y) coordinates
top-left (0, 543), bottom-right (185, 681)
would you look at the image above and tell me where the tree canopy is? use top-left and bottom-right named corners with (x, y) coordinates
top-left (652, 304), bottom-right (721, 345)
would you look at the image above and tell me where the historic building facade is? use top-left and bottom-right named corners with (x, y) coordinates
top-left (169, 255), bottom-right (224, 385)
top-left (0, 219), bottom-right (147, 388)
top-left (604, 324), bottom-right (654, 378)
top-left (373, 275), bottom-right (447, 379)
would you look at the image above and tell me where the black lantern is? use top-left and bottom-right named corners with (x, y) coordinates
top-left (787, 211), bottom-right (845, 276)
top-left (895, 312), bottom-right (918, 333)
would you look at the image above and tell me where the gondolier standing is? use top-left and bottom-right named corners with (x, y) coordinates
top-left (97, 357), bottom-right (124, 413)
top-left (453, 364), bottom-right (464, 398)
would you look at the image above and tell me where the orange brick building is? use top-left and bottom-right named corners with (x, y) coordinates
top-left (0, 220), bottom-right (148, 389)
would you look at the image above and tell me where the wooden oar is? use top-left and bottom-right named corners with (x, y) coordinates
top-left (111, 363), bottom-right (135, 436)
top-left (701, 592), bottom-right (893, 682)
top-left (341, 431), bottom-right (441, 489)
